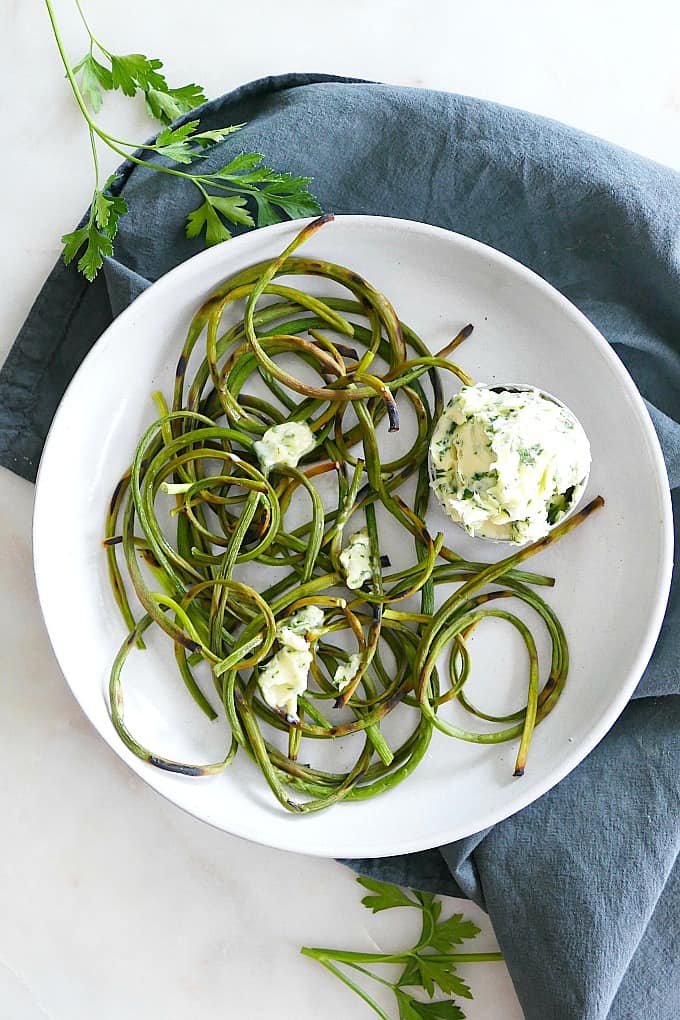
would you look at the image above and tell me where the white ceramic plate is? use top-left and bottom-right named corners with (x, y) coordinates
top-left (33, 216), bottom-right (673, 857)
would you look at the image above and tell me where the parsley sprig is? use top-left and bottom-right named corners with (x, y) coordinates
top-left (45, 0), bottom-right (321, 281)
top-left (301, 878), bottom-right (503, 1019)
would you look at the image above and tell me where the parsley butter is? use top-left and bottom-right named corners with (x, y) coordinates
top-left (253, 421), bottom-right (315, 471)
top-left (333, 653), bottom-right (362, 691)
top-left (339, 529), bottom-right (372, 589)
top-left (429, 384), bottom-right (590, 544)
top-left (258, 605), bottom-right (324, 719)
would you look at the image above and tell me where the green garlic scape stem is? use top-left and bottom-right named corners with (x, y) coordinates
top-left (105, 214), bottom-right (604, 811)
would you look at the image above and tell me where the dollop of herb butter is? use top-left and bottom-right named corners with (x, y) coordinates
top-left (429, 384), bottom-right (590, 544)
top-left (333, 653), bottom-right (362, 691)
top-left (258, 605), bottom-right (325, 718)
top-left (339, 529), bottom-right (373, 589)
top-left (253, 421), bottom-right (316, 470)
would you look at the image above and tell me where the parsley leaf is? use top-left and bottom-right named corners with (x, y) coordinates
top-left (406, 957), bottom-right (473, 1000)
top-left (427, 914), bottom-right (481, 953)
top-left (72, 53), bottom-right (113, 113)
top-left (185, 200), bottom-right (232, 246)
top-left (156, 121), bottom-right (202, 146)
top-left (110, 53), bottom-right (166, 96)
top-left (108, 53), bottom-right (207, 126)
top-left (152, 121), bottom-right (203, 164)
top-left (192, 125), bottom-right (244, 147)
top-left (209, 196), bottom-right (255, 227)
top-left (62, 178), bottom-right (128, 281)
top-left (397, 994), bottom-right (465, 1020)
top-left (357, 876), bottom-right (420, 913)
top-left (145, 82), bottom-right (207, 124)
top-left (150, 123), bottom-right (243, 164)
top-left (61, 226), bottom-right (91, 265)
top-left (185, 195), bottom-right (254, 245)
top-left (93, 176), bottom-right (128, 234)
top-left (61, 221), bottom-right (112, 282)
top-left (156, 141), bottom-right (204, 165)
top-left (49, 2), bottom-right (322, 281)
top-left (213, 151), bottom-right (265, 176)
top-left (254, 177), bottom-right (322, 226)
top-left (209, 157), bottom-right (322, 226)
top-left (396, 990), bottom-right (424, 1020)
top-left (302, 878), bottom-right (502, 1020)
top-left (397, 956), bottom-right (422, 988)
top-left (415, 891), bottom-right (443, 924)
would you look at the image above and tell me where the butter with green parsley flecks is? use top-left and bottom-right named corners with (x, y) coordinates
top-left (429, 384), bottom-right (590, 544)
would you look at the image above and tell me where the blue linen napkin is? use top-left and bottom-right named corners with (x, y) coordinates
top-left (2, 74), bottom-right (678, 1020)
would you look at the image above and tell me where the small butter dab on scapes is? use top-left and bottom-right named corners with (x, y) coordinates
top-left (339, 529), bottom-right (373, 589)
top-left (334, 653), bottom-right (362, 691)
top-left (429, 383), bottom-right (591, 544)
top-left (258, 606), bottom-right (325, 718)
top-left (253, 421), bottom-right (316, 470)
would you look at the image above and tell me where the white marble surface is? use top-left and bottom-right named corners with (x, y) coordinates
top-left (2, 2), bottom-right (679, 1017)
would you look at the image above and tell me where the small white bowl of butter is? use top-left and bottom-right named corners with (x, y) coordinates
top-left (428, 382), bottom-right (591, 546)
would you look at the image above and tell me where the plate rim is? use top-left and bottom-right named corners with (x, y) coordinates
top-left (33, 214), bottom-right (675, 857)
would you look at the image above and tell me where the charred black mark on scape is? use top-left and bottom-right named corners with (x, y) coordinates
top-left (148, 756), bottom-right (206, 777)
top-left (201, 294), bottom-right (225, 317)
top-left (176, 353), bottom-right (187, 378)
top-left (542, 675), bottom-right (557, 697)
top-left (177, 636), bottom-right (201, 654)
top-left (580, 496), bottom-right (605, 517)
top-left (102, 535), bottom-right (122, 547)
top-left (348, 272), bottom-right (367, 288)
top-left (513, 767), bottom-right (525, 778)
top-left (334, 343), bottom-right (359, 361)
top-left (380, 554), bottom-right (391, 568)
top-left (109, 477), bottom-right (126, 515)
top-left (386, 399), bottom-right (400, 432)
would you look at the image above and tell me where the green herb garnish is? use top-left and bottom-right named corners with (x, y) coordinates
top-left (44, 0), bottom-right (321, 281)
top-left (301, 877), bottom-right (503, 1019)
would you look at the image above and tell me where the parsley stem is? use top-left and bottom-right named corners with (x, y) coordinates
top-left (44, 0), bottom-right (211, 194)
top-left (302, 947), bottom-right (403, 965)
top-left (416, 953), bottom-right (504, 963)
top-left (301, 947), bottom-right (504, 965)
top-left (74, 0), bottom-right (110, 57)
top-left (312, 959), bottom-right (394, 1020)
top-left (44, 0), bottom-right (95, 126)
top-left (88, 125), bottom-right (100, 189)
top-left (344, 961), bottom-right (399, 989)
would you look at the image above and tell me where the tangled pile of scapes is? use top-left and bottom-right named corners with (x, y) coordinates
top-left (105, 214), bottom-right (602, 813)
